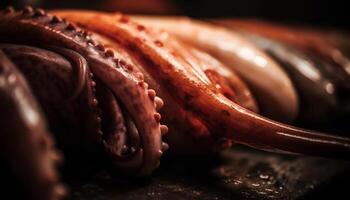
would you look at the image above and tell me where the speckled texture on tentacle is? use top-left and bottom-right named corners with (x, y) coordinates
top-left (0, 44), bottom-right (102, 156)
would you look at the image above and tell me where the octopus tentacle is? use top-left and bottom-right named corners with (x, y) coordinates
top-left (55, 11), bottom-right (259, 154)
top-left (187, 46), bottom-right (258, 112)
top-left (217, 19), bottom-right (350, 79)
top-left (0, 34), bottom-right (80, 106)
top-left (0, 50), bottom-right (65, 200)
top-left (215, 19), bottom-right (350, 114)
top-left (0, 44), bottom-right (82, 103)
top-left (46, 46), bottom-right (88, 103)
top-left (131, 16), bottom-right (299, 123)
top-left (53, 10), bottom-right (350, 159)
top-left (0, 44), bottom-right (102, 154)
top-left (239, 33), bottom-right (338, 122)
top-left (0, 7), bottom-right (167, 176)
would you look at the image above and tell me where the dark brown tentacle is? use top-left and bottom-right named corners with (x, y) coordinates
top-left (0, 7), bottom-right (167, 175)
top-left (0, 50), bottom-right (65, 200)
top-left (0, 44), bottom-right (102, 155)
top-left (47, 46), bottom-right (87, 103)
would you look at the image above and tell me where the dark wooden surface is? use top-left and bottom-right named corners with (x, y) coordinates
top-left (67, 146), bottom-right (350, 200)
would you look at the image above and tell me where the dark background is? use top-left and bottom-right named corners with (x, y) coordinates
top-left (1, 0), bottom-right (349, 29)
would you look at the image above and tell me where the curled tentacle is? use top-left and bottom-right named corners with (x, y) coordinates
top-left (0, 44), bottom-right (102, 155)
top-left (0, 50), bottom-right (65, 200)
top-left (46, 46), bottom-right (88, 103)
top-left (0, 7), bottom-right (166, 176)
top-left (54, 10), bottom-right (350, 159)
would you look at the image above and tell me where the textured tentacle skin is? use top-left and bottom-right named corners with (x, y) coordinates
top-left (239, 34), bottom-right (339, 122)
top-left (0, 50), bottom-right (65, 200)
top-left (0, 44), bottom-right (102, 153)
top-left (131, 16), bottom-right (299, 123)
top-left (53, 11), bottom-right (350, 159)
top-left (54, 10), bottom-right (258, 154)
top-left (91, 32), bottom-right (218, 154)
top-left (0, 7), bottom-right (167, 176)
